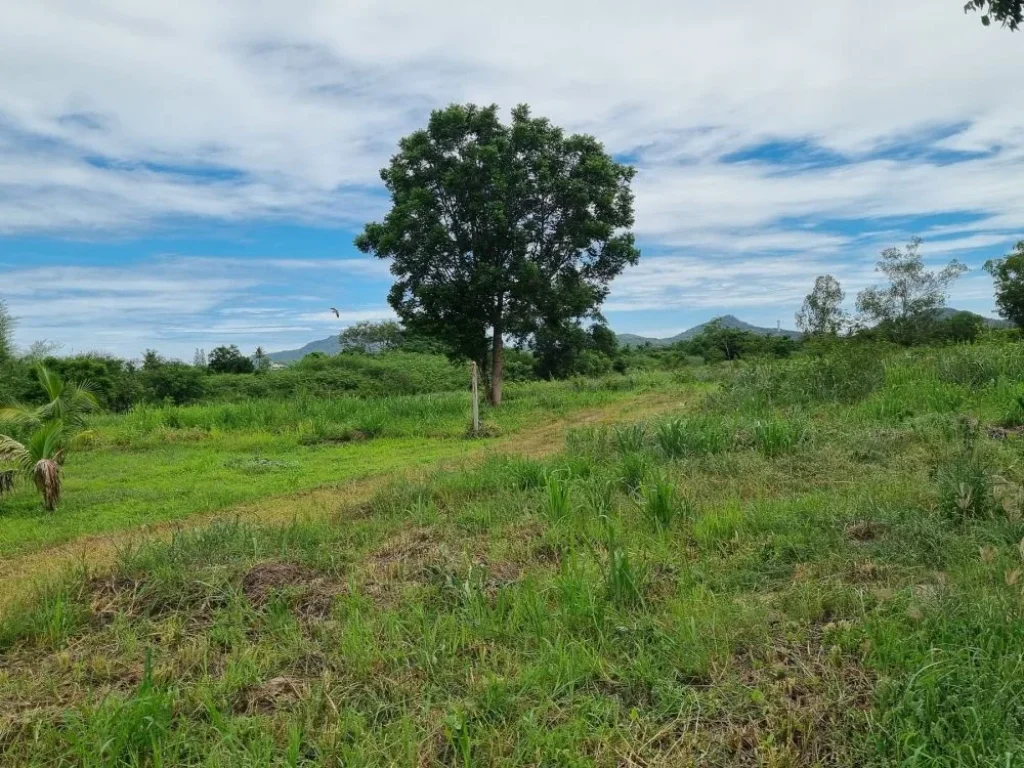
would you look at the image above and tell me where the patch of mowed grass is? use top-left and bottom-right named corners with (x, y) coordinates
top-left (7, 345), bottom-right (1024, 764)
top-left (0, 375), bottom-right (676, 558)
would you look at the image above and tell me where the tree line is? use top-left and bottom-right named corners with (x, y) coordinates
top-left (795, 239), bottom-right (1024, 345)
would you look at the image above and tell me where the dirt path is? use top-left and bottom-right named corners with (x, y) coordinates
top-left (0, 391), bottom-right (689, 613)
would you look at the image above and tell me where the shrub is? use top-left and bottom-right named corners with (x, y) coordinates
top-left (139, 363), bottom-right (206, 405)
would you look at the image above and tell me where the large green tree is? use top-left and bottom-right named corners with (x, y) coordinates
top-left (339, 321), bottom-right (403, 354)
top-left (208, 345), bottom-right (255, 375)
top-left (856, 238), bottom-right (967, 345)
top-left (964, 0), bottom-right (1022, 29)
top-left (985, 241), bottom-right (1024, 328)
top-left (356, 104), bottom-right (639, 405)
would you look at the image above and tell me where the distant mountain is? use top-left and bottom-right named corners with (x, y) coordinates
top-left (268, 310), bottom-right (1009, 361)
top-left (268, 335), bottom-right (341, 363)
top-left (617, 315), bottom-right (800, 347)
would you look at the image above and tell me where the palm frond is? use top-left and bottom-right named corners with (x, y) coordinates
top-left (25, 420), bottom-right (68, 464)
top-left (0, 404), bottom-right (42, 432)
top-left (31, 365), bottom-right (100, 432)
top-left (34, 364), bottom-right (65, 402)
top-left (0, 434), bottom-right (29, 470)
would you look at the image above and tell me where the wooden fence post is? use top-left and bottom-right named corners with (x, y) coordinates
top-left (470, 361), bottom-right (480, 436)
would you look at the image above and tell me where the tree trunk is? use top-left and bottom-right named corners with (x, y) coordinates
top-left (489, 328), bottom-right (504, 407)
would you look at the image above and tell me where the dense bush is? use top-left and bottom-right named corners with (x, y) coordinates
top-left (206, 351), bottom-right (467, 401)
top-left (139, 362), bottom-right (207, 406)
top-left (724, 343), bottom-right (891, 409)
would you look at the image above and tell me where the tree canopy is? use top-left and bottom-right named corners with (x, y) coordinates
top-left (796, 275), bottom-right (847, 337)
top-left (356, 103), bottom-right (639, 405)
top-left (985, 241), bottom-right (1024, 328)
top-left (964, 0), bottom-right (1022, 29)
top-left (339, 321), bottom-right (403, 354)
top-left (855, 238), bottom-right (967, 345)
top-left (207, 345), bottom-right (255, 375)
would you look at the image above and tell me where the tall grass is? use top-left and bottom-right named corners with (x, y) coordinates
top-left (641, 474), bottom-right (685, 530)
top-left (654, 416), bottom-right (730, 458)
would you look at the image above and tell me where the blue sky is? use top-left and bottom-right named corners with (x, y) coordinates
top-left (0, 0), bottom-right (1021, 359)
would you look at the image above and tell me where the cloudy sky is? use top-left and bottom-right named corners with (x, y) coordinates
top-left (0, 0), bottom-right (1021, 358)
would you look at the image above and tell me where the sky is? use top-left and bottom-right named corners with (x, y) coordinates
top-left (0, 0), bottom-right (1021, 359)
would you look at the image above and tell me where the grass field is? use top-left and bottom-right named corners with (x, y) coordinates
top-left (2, 345), bottom-right (1024, 765)
top-left (0, 373), bottom-right (679, 559)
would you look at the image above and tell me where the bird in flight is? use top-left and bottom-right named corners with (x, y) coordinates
top-left (330, 307), bottom-right (340, 318)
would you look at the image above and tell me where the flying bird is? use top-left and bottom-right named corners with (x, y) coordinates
top-left (330, 307), bottom-right (340, 318)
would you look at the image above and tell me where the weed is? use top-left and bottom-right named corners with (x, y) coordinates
top-left (618, 451), bottom-right (651, 495)
top-left (936, 448), bottom-right (995, 521)
top-left (613, 423), bottom-right (647, 454)
top-left (654, 416), bottom-right (729, 458)
top-left (752, 415), bottom-right (807, 457)
top-left (602, 520), bottom-right (645, 607)
top-left (544, 471), bottom-right (573, 521)
top-left (1001, 393), bottom-right (1024, 428)
top-left (641, 475), bottom-right (683, 530)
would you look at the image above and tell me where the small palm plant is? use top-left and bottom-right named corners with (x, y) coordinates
top-left (0, 365), bottom-right (98, 511)
top-left (0, 422), bottom-right (67, 511)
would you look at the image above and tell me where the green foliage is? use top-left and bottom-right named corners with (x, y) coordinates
top-left (10, 342), bottom-right (1024, 763)
top-left (752, 415), bottom-right (808, 457)
top-left (602, 521), bottom-right (645, 607)
top-left (654, 416), bottom-right (730, 457)
top-left (641, 474), bottom-right (684, 530)
top-left (938, 310), bottom-right (985, 343)
top-left (796, 275), bottom-right (847, 337)
top-left (855, 237), bottom-right (968, 345)
top-left (0, 365), bottom-right (100, 511)
top-left (339, 320), bottom-right (404, 353)
top-left (985, 241), bottom-right (1024, 328)
top-left (1001, 393), bottom-right (1024, 427)
top-left (666, 318), bottom-right (797, 364)
top-left (533, 322), bottom-right (618, 380)
top-left (936, 446), bottom-right (996, 521)
top-left (139, 361), bottom-right (207, 405)
top-left (207, 351), bottom-right (466, 401)
top-left (613, 423), bottom-right (646, 454)
top-left (356, 102), bottom-right (639, 405)
top-left (207, 344), bottom-right (255, 374)
top-left (964, 0), bottom-right (1022, 29)
top-left (543, 471), bottom-right (573, 521)
top-left (618, 451), bottom-right (652, 494)
top-left (727, 344), bottom-right (889, 408)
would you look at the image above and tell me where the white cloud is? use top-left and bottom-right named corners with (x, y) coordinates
top-left (0, 257), bottom-right (391, 358)
top-left (0, 0), bottom-right (1021, 238)
top-left (0, 0), bottom-right (1022, 349)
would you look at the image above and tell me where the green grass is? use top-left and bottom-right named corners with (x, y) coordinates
top-left (3, 344), bottom-right (1024, 764)
top-left (0, 374), bottom-right (677, 558)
